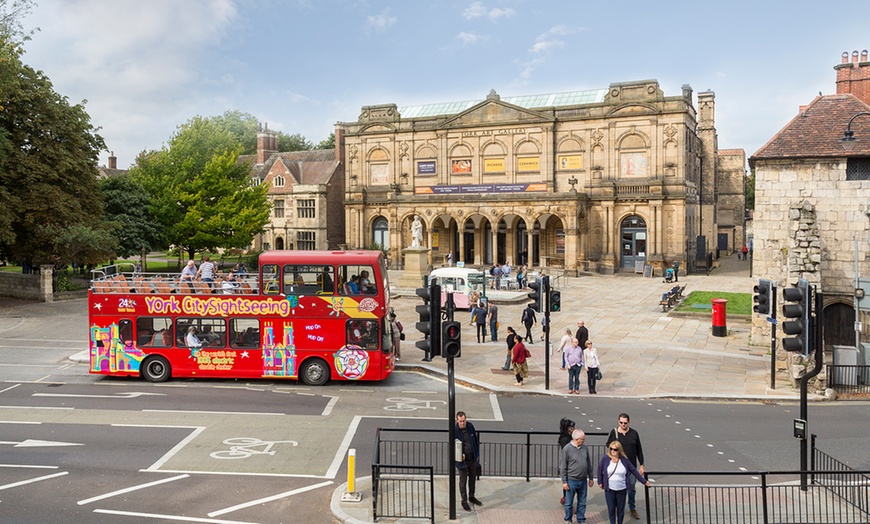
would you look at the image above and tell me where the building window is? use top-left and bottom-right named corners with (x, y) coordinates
top-left (273, 175), bottom-right (285, 187)
top-left (373, 216), bottom-right (389, 250)
top-left (297, 199), bottom-right (315, 219)
top-left (274, 199), bottom-right (284, 218)
top-left (846, 158), bottom-right (870, 181)
top-left (297, 231), bottom-right (316, 250)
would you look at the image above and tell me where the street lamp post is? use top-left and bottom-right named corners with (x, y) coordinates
top-left (841, 112), bottom-right (870, 150)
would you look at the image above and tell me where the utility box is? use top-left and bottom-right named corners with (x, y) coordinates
top-left (862, 343), bottom-right (870, 385)
top-left (832, 345), bottom-right (858, 387)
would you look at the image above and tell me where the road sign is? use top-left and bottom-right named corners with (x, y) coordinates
top-left (467, 272), bottom-right (485, 285)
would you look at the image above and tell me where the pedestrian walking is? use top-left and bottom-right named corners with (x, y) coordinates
top-left (521, 303), bottom-right (537, 343)
top-left (598, 441), bottom-right (650, 524)
top-left (575, 320), bottom-right (589, 349)
top-left (741, 244), bottom-right (748, 261)
top-left (502, 326), bottom-right (517, 370)
top-left (488, 302), bottom-right (499, 342)
top-left (558, 418), bottom-right (575, 505)
top-left (558, 327), bottom-right (573, 370)
top-left (454, 412), bottom-right (483, 511)
top-left (565, 338), bottom-right (584, 394)
top-left (561, 429), bottom-right (594, 524)
top-left (584, 340), bottom-right (600, 394)
top-left (474, 302), bottom-right (487, 343)
top-left (446, 252), bottom-right (453, 266)
top-left (511, 338), bottom-right (529, 386)
top-left (607, 413), bottom-right (646, 520)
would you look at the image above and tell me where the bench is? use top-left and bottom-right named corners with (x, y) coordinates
top-left (659, 285), bottom-right (687, 311)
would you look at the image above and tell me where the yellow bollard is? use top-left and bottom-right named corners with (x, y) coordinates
top-left (341, 448), bottom-right (362, 502)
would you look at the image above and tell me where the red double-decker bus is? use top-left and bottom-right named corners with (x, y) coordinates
top-left (87, 250), bottom-right (395, 385)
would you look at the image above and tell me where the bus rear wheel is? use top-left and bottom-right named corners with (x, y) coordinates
top-left (142, 356), bottom-right (171, 383)
top-left (300, 359), bottom-right (329, 386)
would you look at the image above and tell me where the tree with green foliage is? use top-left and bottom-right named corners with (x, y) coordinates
top-left (99, 174), bottom-right (162, 259)
top-left (132, 115), bottom-right (271, 260)
top-left (315, 132), bottom-right (335, 150)
top-left (210, 109), bottom-right (313, 155)
top-left (745, 168), bottom-right (755, 211)
top-left (0, 31), bottom-right (108, 265)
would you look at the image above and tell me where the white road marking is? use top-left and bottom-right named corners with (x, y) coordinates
top-left (0, 384), bottom-right (21, 394)
top-left (0, 471), bottom-right (68, 491)
top-left (0, 464), bottom-right (58, 469)
top-left (78, 474), bottom-right (189, 505)
top-left (93, 509), bottom-right (255, 524)
top-left (327, 415), bottom-right (362, 479)
top-left (322, 395), bottom-right (339, 416)
top-left (0, 439), bottom-right (83, 448)
top-left (0, 420), bottom-right (40, 424)
top-left (132, 425), bottom-right (207, 472)
top-left (489, 393), bottom-right (503, 422)
top-left (142, 410), bottom-right (283, 416)
top-left (207, 480), bottom-right (333, 517)
top-left (0, 405), bottom-right (73, 410)
top-left (33, 391), bottom-right (166, 399)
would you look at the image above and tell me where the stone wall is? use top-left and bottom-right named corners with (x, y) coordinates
top-left (0, 265), bottom-right (54, 302)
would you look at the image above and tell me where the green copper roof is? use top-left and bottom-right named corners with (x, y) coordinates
top-left (398, 89), bottom-right (608, 119)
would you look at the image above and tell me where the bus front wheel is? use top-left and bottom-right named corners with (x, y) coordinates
top-left (142, 356), bottom-right (171, 383)
top-left (300, 359), bottom-right (329, 386)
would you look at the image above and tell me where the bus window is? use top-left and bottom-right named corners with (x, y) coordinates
top-left (262, 264), bottom-right (279, 295)
top-left (138, 318), bottom-right (173, 347)
top-left (317, 266), bottom-right (334, 294)
top-left (347, 319), bottom-right (379, 350)
top-left (282, 265), bottom-right (322, 295)
top-left (230, 319), bottom-right (260, 349)
top-left (177, 318), bottom-right (226, 348)
top-left (339, 265), bottom-right (376, 295)
top-left (119, 319), bottom-right (133, 345)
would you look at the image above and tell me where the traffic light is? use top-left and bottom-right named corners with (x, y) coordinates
top-left (781, 278), bottom-right (810, 356)
top-left (415, 284), bottom-right (442, 360)
top-left (527, 278), bottom-right (542, 313)
top-left (442, 321), bottom-right (462, 358)
top-left (753, 279), bottom-right (772, 315)
top-left (549, 289), bottom-right (561, 312)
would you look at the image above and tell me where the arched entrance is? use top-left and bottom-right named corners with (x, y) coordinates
top-left (620, 215), bottom-right (647, 270)
top-left (463, 219), bottom-right (475, 263)
top-left (823, 302), bottom-right (856, 351)
top-left (372, 216), bottom-right (389, 250)
top-left (275, 237), bottom-right (285, 250)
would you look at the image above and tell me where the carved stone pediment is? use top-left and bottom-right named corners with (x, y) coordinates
top-left (443, 99), bottom-right (553, 128)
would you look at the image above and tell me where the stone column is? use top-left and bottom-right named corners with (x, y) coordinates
top-left (40, 265), bottom-right (54, 303)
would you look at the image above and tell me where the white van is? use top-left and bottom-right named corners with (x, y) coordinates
top-left (428, 267), bottom-right (486, 310)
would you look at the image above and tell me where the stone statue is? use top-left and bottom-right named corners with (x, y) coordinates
top-left (411, 215), bottom-right (423, 248)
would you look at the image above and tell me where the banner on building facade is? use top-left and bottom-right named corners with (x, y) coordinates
top-left (417, 160), bottom-right (436, 175)
top-left (452, 159), bottom-right (472, 174)
top-left (517, 156), bottom-right (540, 172)
top-left (484, 158), bottom-right (505, 173)
top-left (558, 155), bottom-right (582, 170)
top-left (414, 183), bottom-right (547, 195)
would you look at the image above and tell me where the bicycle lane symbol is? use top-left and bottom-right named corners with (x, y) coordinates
top-left (210, 437), bottom-right (298, 460)
top-left (384, 397), bottom-right (447, 412)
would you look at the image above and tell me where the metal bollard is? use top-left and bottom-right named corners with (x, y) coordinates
top-left (341, 448), bottom-right (362, 502)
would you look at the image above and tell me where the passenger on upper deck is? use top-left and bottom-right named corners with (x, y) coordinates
top-left (221, 272), bottom-right (239, 294)
top-left (180, 260), bottom-right (197, 281)
top-left (319, 266), bottom-right (334, 293)
top-left (359, 270), bottom-right (376, 294)
top-left (345, 275), bottom-right (360, 295)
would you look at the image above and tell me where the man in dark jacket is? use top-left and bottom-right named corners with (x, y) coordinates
top-left (521, 304), bottom-right (537, 343)
top-left (455, 411), bottom-right (483, 511)
top-left (606, 412), bottom-right (646, 520)
top-left (575, 320), bottom-right (589, 349)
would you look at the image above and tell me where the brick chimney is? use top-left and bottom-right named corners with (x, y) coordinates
top-left (256, 123), bottom-right (278, 164)
top-left (108, 151), bottom-right (117, 170)
top-left (835, 49), bottom-right (870, 104)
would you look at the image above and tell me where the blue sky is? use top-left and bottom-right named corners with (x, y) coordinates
top-left (19, 0), bottom-right (870, 169)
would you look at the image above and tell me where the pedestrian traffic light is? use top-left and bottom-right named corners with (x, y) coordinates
top-left (753, 279), bottom-right (772, 315)
top-left (442, 321), bottom-right (462, 358)
top-left (549, 289), bottom-right (561, 312)
top-left (781, 278), bottom-right (810, 356)
top-left (415, 284), bottom-right (442, 360)
top-left (527, 278), bottom-right (542, 313)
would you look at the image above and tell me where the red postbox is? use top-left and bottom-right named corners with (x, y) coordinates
top-left (711, 298), bottom-right (728, 337)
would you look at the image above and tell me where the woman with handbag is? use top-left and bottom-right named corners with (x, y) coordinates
top-left (511, 337), bottom-right (530, 386)
top-left (584, 340), bottom-right (600, 394)
top-left (598, 441), bottom-right (650, 524)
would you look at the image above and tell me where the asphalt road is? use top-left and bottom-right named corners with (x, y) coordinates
top-left (1, 297), bottom-right (869, 524)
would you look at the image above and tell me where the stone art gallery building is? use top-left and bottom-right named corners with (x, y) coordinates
top-left (337, 79), bottom-right (745, 275)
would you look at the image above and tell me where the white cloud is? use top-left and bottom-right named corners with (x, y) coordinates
top-left (456, 31), bottom-right (486, 45)
top-left (365, 9), bottom-right (397, 34)
top-left (462, 2), bottom-right (514, 22)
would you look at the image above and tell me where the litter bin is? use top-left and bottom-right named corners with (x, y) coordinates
top-left (711, 298), bottom-right (728, 337)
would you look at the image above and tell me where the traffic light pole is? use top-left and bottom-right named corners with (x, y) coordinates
top-left (445, 293), bottom-right (457, 520)
top-left (799, 287), bottom-right (824, 491)
top-left (770, 283), bottom-right (777, 390)
top-left (543, 275), bottom-right (551, 390)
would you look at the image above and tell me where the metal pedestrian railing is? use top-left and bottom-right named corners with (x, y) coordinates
top-left (826, 364), bottom-right (870, 394)
top-left (371, 428), bottom-right (870, 523)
